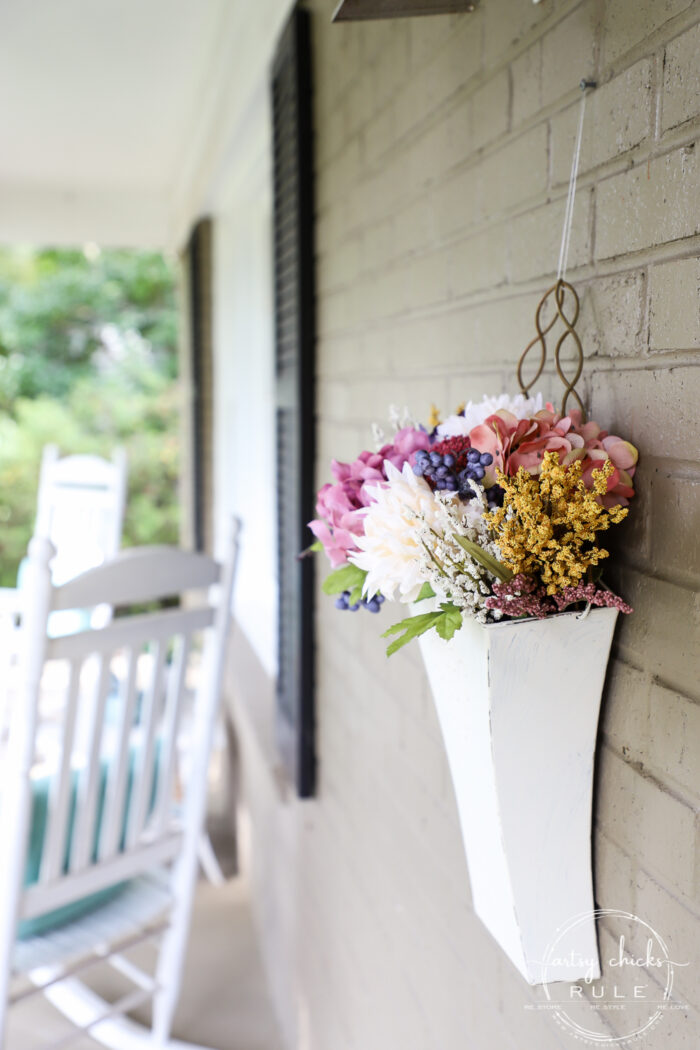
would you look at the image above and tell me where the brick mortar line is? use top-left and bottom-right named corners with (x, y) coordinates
top-left (313, 0), bottom-right (586, 149)
top-left (641, 263), bottom-right (653, 355)
top-left (316, 134), bottom-right (700, 287)
top-left (316, 301), bottom-right (699, 349)
top-left (315, 232), bottom-right (700, 337)
top-left (597, 745), bottom-right (699, 817)
top-left (600, 727), bottom-right (700, 805)
top-left (594, 914), bottom-right (693, 999)
top-left (599, 2), bottom-right (700, 85)
top-left (316, 43), bottom-right (690, 196)
top-left (607, 649), bottom-right (650, 677)
top-left (643, 561), bottom-right (700, 594)
top-left (315, 6), bottom-right (700, 196)
top-left (316, 352), bottom-right (700, 385)
top-left (315, 76), bottom-right (700, 244)
top-left (317, 235), bottom-right (700, 316)
top-left (317, 58), bottom-right (586, 184)
top-left (651, 44), bottom-right (663, 145)
top-left (614, 557), bottom-right (700, 605)
top-left (594, 816), bottom-right (700, 927)
top-left (316, 117), bottom-right (700, 273)
top-left (652, 672), bottom-right (700, 706)
top-left (617, 557), bottom-right (700, 585)
top-left (611, 651), bottom-right (700, 710)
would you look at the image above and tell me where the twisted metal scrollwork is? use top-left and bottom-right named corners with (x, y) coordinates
top-left (517, 278), bottom-right (587, 421)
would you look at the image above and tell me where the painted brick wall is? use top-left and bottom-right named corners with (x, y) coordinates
top-left (234, 1), bottom-right (700, 1047)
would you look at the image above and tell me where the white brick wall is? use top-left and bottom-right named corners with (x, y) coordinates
top-left (231, 2), bottom-right (700, 1047)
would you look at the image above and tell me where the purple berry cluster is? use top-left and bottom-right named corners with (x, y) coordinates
top-left (335, 591), bottom-right (386, 614)
top-left (413, 447), bottom-right (494, 501)
top-left (413, 448), bottom-right (458, 491)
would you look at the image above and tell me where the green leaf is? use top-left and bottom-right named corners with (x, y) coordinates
top-left (434, 602), bottom-right (463, 642)
top-left (382, 610), bottom-right (443, 656)
top-left (382, 602), bottom-right (463, 656)
top-left (348, 582), bottom-right (364, 605)
top-left (414, 582), bottom-right (436, 602)
top-left (299, 539), bottom-right (323, 558)
top-left (452, 535), bottom-right (513, 582)
top-left (321, 562), bottom-right (367, 596)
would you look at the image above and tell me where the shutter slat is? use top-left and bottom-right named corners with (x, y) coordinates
top-left (272, 7), bottom-right (316, 798)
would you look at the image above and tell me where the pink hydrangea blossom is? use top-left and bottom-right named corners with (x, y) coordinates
top-left (468, 405), bottom-right (638, 506)
top-left (309, 427), bottom-right (431, 567)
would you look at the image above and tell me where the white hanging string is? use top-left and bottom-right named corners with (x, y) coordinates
top-left (556, 89), bottom-right (588, 283)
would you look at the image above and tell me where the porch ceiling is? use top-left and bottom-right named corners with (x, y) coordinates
top-left (0, 0), bottom-right (234, 248)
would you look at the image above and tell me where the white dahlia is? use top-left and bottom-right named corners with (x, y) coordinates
top-left (437, 391), bottom-right (544, 438)
top-left (349, 460), bottom-right (443, 603)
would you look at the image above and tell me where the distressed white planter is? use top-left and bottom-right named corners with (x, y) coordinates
top-left (416, 605), bottom-right (618, 985)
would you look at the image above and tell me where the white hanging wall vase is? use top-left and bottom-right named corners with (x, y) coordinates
top-left (417, 606), bottom-right (618, 985)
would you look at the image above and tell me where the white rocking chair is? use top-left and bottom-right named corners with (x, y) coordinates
top-left (35, 445), bottom-right (129, 582)
top-left (0, 444), bottom-right (225, 888)
top-left (0, 444), bottom-right (128, 632)
top-left (0, 520), bottom-right (241, 1049)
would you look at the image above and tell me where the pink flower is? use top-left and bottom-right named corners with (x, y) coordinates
top-left (382, 426), bottom-right (431, 469)
top-left (309, 427), bottom-right (431, 566)
top-left (467, 405), bottom-right (638, 505)
top-left (308, 518), bottom-right (359, 569)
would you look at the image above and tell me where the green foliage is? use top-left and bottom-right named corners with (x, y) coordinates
top-left (452, 534), bottom-right (513, 582)
top-left (382, 601), bottom-right (463, 656)
top-left (322, 563), bottom-right (367, 605)
top-left (0, 246), bottom-right (176, 407)
top-left (0, 246), bottom-right (179, 586)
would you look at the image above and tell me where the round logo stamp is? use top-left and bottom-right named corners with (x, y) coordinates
top-left (535, 908), bottom-right (688, 1045)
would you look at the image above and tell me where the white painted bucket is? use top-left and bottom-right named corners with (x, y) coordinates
top-left (416, 605), bottom-right (618, 984)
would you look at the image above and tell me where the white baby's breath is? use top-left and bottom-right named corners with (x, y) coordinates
top-left (437, 391), bottom-right (544, 438)
top-left (417, 488), bottom-right (503, 623)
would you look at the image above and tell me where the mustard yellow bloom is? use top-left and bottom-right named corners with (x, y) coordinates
top-left (484, 452), bottom-right (628, 595)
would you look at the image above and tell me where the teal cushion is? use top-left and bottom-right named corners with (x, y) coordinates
top-left (18, 737), bottom-right (159, 940)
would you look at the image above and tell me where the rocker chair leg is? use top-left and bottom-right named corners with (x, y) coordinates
top-left (37, 976), bottom-right (218, 1050)
top-left (197, 834), bottom-right (225, 887)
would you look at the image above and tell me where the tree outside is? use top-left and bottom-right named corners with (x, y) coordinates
top-left (0, 245), bottom-right (180, 586)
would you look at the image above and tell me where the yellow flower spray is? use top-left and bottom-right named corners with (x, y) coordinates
top-left (484, 452), bottom-right (628, 595)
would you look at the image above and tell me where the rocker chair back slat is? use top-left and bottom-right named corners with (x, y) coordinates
top-left (98, 647), bottom-right (139, 863)
top-left (125, 639), bottom-right (167, 851)
top-left (152, 634), bottom-right (192, 839)
top-left (46, 607), bottom-right (215, 662)
top-left (40, 659), bottom-right (82, 884)
top-left (69, 655), bottom-right (113, 874)
top-left (52, 548), bottom-right (221, 612)
top-left (0, 519), bottom-right (241, 1049)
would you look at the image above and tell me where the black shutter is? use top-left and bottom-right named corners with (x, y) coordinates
top-left (272, 7), bottom-right (316, 797)
top-left (186, 218), bottom-right (214, 554)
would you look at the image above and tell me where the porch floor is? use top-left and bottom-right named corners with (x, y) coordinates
top-left (8, 877), bottom-right (284, 1050)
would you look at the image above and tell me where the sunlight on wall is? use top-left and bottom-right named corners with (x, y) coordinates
top-left (213, 171), bottom-right (277, 678)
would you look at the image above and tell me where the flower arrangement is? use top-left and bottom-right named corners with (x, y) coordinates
top-left (308, 394), bottom-right (637, 655)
